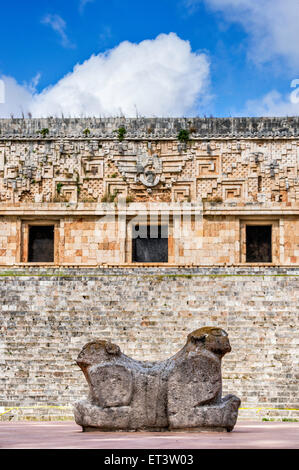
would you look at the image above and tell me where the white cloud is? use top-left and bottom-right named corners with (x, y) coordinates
top-left (41, 14), bottom-right (75, 49)
top-left (186, 0), bottom-right (299, 69)
top-left (0, 33), bottom-right (210, 118)
top-left (0, 76), bottom-right (33, 117)
top-left (242, 89), bottom-right (299, 117)
top-left (1, 33), bottom-right (208, 118)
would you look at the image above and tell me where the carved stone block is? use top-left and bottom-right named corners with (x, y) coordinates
top-left (74, 327), bottom-right (241, 432)
top-left (196, 156), bottom-right (220, 178)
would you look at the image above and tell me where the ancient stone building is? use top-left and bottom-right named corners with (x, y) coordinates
top-left (0, 117), bottom-right (298, 422)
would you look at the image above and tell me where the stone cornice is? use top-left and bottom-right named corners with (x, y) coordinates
top-left (0, 117), bottom-right (299, 139)
top-left (1, 202), bottom-right (299, 216)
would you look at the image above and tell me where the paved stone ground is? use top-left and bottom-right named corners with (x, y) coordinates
top-left (0, 421), bottom-right (298, 449)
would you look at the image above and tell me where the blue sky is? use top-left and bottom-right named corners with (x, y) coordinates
top-left (0, 0), bottom-right (298, 117)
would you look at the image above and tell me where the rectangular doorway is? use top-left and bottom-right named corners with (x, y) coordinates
top-left (246, 225), bottom-right (272, 263)
top-left (132, 225), bottom-right (168, 263)
top-left (28, 225), bottom-right (55, 262)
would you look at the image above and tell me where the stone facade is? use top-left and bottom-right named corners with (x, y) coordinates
top-left (0, 118), bottom-right (298, 422)
top-left (0, 267), bottom-right (298, 422)
top-left (0, 117), bottom-right (299, 267)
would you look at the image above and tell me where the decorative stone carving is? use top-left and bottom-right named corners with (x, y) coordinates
top-left (73, 326), bottom-right (241, 432)
top-left (4, 166), bottom-right (18, 179)
top-left (105, 180), bottom-right (128, 200)
top-left (115, 148), bottom-right (193, 190)
top-left (116, 150), bottom-right (162, 188)
top-left (136, 153), bottom-right (162, 187)
top-left (1, 118), bottom-right (298, 204)
top-left (196, 156), bottom-right (220, 178)
top-left (82, 158), bottom-right (104, 179)
top-left (58, 184), bottom-right (78, 203)
top-left (171, 181), bottom-right (194, 202)
top-left (222, 180), bottom-right (246, 200)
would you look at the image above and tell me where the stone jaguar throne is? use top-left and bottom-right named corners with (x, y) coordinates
top-left (73, 327), bottom-right (241, 432)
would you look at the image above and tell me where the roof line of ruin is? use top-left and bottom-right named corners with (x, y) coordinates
top-left (0, 116), bottom-right (298, 139)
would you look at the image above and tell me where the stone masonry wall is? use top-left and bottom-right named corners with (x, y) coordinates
top-left (1, 266), bottom-right (298, 422)
top-left (1, 117), bottom-right (299, 267)
top-left (1, 117), bottom-right (299, 208)
top-left (0, 212), bottom-right (298, 266)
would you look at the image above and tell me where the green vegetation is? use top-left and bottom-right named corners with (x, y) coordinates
top-left (177, 129), bottom-right (190, 143)
top-left (75, 171), bottom-right (81, 195)
top-left (117, 126), bottom-right (126, 141)
top-left (56, 182), bottom-right (63, 194)
top-left (101, 190), bottom-right (118, 203)
top-left (39, 128), bottom-right (49, 138)
top-left (263, 417), bottom-right (298, 422)
top-left (83, 128), bottom-right (91, 137)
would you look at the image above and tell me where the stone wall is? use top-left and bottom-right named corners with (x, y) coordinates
top-left (1, 129), bottom-right (299, 206)
top-left (1, 117), bottom-right (299, 267)
top-left (1, 266), bottom-right (298, 422)
top-left (1, 211), bottom-right (298, 266)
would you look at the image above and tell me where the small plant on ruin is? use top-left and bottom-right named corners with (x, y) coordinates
top-left (101, 190), bottom-right (118, 203)
top-left (83, 128), bottom-right (91, 137)
top-left (207, 196), bottom-right (223, 203)
top-left (75, 172), bottom-right (81, 195)
top-left (101, 192), bottom-right (109, 202)
top-left (177, 129), bottom-right (190, 143)
top-left (111, 190), bottom-right (119, 202)
top-left (56, 182), bottom-right (63, 194)
top-left (110, 173), bottom-right (117, 178)
top-left (53, 195), bottom-right (68, 203)
top-left (126, 195), bottom-right (134, 204)
top-left (39, 128), bottom-right (49, 138)
top-left (117, 126), bottom-right (126, 141)
top-left (82, 197), bottom-right (96, 203)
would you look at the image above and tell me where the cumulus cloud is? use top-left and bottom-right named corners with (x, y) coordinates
top-left (186, 0), bottom-right (299, 69)
top-left (41, 14), bottom-right (75, 49)
top-left (0, 76), bottom-right (33, 117)
top-left (0, 33), bottom-right (210, 118)
top-left (242, 88), bottom-right (299, 117)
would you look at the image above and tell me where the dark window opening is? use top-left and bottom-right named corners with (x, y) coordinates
top-left (132, 225), bottom-right (168, 263)
top-left (246, 225), bottom-right (272, 263)
top-left (28, 225), bottom-right (54, 262)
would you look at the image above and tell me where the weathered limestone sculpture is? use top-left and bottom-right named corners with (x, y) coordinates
top-left (73, 327), bottom-right (241, 432)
